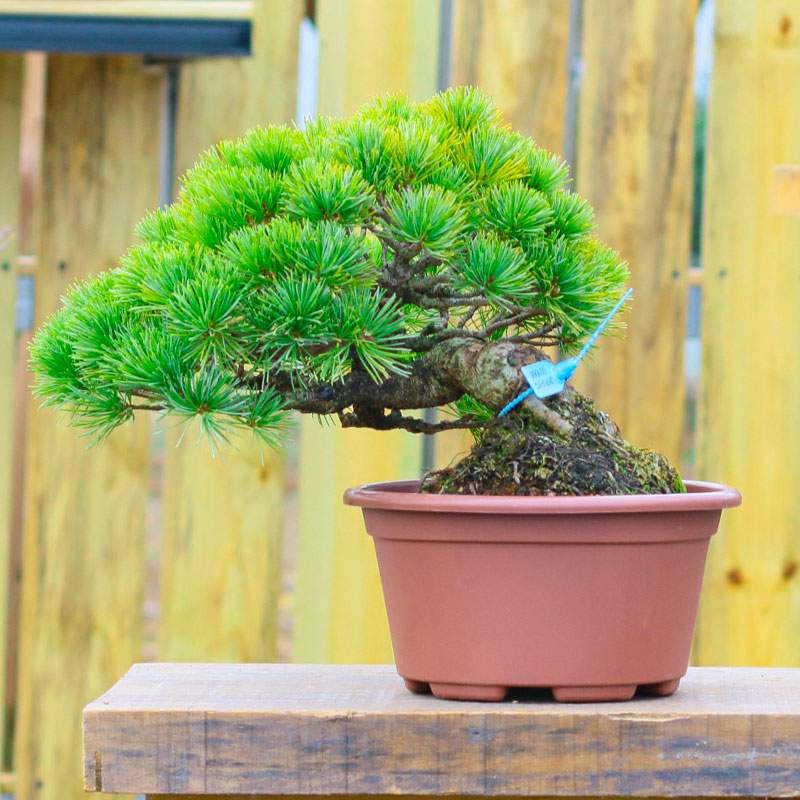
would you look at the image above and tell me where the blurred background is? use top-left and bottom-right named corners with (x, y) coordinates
top-left (0, 0), bottom-right (798, 798)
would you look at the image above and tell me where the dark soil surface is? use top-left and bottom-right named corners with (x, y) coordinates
top-left (420, 393), bottom-right (685, 496)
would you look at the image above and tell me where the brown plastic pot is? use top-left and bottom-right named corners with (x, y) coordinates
top-left (344, 479), bottom-right (741, 703)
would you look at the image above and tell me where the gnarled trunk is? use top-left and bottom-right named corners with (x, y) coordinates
top-left (284, 337), bottom-right (684, 496)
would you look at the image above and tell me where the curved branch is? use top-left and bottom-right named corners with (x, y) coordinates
top-left (400, 306), bottom-right (549, 351)
top-left (339, 409), bottom-right (489, 435)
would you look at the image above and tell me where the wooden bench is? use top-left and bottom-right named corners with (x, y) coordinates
top-left (83, 664), bottom-right (800, 799)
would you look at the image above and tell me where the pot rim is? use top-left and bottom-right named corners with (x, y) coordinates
top-left (343, 479), bottom-right (741, 515)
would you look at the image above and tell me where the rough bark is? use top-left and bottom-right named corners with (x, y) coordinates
top-left (280, 337), bottom-right (684, 496)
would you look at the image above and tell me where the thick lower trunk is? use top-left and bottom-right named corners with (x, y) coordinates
top-left (422, 338), bottom-right (683, 496)
top-left (284, 337), bottom-right (684, 496)
top-left (284, 336), bottom-right (563, 430)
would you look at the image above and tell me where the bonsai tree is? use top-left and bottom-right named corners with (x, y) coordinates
top-left (30, 87), bottom-right (683, 496)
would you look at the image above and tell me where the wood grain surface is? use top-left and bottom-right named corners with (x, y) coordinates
top-left (85, 663), bottom-right (800, 797)
top-left (695, 0), bottom-right (800, 666)
top-left (573, 0), bottom-right (695, 465)
top-left (159, 0), bottom-right (303, 664)
top-left (0, 1), bottom-right (253, 19)
top-left (293, 0), bottom-right (440, 664)
top-left (15, 55), bottom-right (163, 800)
top-left (450, 0), bottom-right (570, 155)
top-left (0, 51), bottom-right (23, 773)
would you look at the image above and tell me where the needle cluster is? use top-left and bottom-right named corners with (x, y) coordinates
top-left (30, 88), bottom-right (628, 449)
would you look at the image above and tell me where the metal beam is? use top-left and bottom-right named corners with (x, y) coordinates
top-left (0, 14), bottom-right (251, 56)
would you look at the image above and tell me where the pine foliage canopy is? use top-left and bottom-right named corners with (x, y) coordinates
top-left (30, 88), bottom-right (629, 448)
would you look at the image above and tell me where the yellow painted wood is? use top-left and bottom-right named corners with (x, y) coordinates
top-left (295, 423), bottom-right (419, 663)
top-left (172, 0), bottom-right (301, 163)
top-left (160, 435), bottom-right (284, 661)
top-left (14, 55), bottom-right (162, 800)
top-left (435, 0), bottom-right (572, 471)
top-left (694, 0), bottom-right (800, 666)
top-left (0, 1), bottom-right (252, 19)
top-left (0, 52), bottom-right (23, 771)
top-left (315, 0), bottom-right (442, 119)
top-left (572, 0), bottom-right (695, 467)
top-left (772, 165), bottom-right (800, 216)
top-left (292, 0), bottom-right (440, 663)
top-left (160, 0), bottom-right (304, 662)
top-left (450, 0), bottom-right (570, 155)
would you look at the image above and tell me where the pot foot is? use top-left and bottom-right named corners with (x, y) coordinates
top-left (552, 684), bottom-right (637, 703)
top-left (430, 682), bottom-right (508, 702)
top-left (638, 677), bottom-right (681, 697)
top-left (403, 678), bottom-right (431, 694)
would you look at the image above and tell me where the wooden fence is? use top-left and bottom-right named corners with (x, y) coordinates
top-left (0, 1), bottom-right (798, 799)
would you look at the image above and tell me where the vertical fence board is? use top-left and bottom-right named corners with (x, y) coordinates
top-left (293, 0), bottom-right (440, 663)
top-left (0, 52), bottom-right (23, 770)
top-left (15, 56), bottom-right (162, 800)
top-left (450, 0), bottom-right (570, 154)
top-left (171, 0), bottom-right (303, 163)
top-left (695, 0), bottom-right (800, 665)
top-left (6, 52), bottom-right (47, 777)
top-left (160, 0), bottom-right (304, 663)
top-left (573, 0), bottom-right (695, 466)
top-left (160, 437), bottom-right (286, 662)
top-left (436, 0), bottom-right (572, 469)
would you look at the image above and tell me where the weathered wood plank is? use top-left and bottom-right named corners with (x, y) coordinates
top-left (143, 797), bottom-right (708, 800)
top-left (85, 663), bottom-right (800, 797)
top-left (5, 52), bottom-right (47, 769)
top-left (450, 0), bottom-right (570, 154)
top-left (573, 0), bottom-right (695, 466)
top-left (171, 0), bottom-right (301, 165)
top-left (15, 55), bottom-right (163, 800)
top-left (0, 1), bottom-right (253, 19)
top-left (695, 0), bottom-right (800, 665)
top-left (436, 0), bottom-right (572, 469)
top-left (293, 0), bottom-right (440, 663)
top-left (159, 0), bottom-right (303, 664)
top-left (294, 426), bottom-right (419, 662)
top-left (0, 51), bottom-right (24, 772)
top-left (160, 436), bottom-right (285, 662)
top-left (772, 165), bottom-right (800, 216)
top-left (314, 0), bottom-right (441, 121)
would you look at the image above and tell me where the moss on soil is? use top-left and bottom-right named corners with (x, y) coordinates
top-left (420, 393), bottom-right (686, 497)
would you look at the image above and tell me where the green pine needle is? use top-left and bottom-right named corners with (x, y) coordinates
top-left (453, 235), bottom-right (532, 305)
top-left (482, 181), bottom-right (553, 242)
top-left (284, 161), bottom-right (373, 224)
top-left (29, 86), bottom-right (631, 449)
top-left (386, 185), bottom-right (467, 259)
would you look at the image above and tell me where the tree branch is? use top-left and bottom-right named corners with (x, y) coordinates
top-left (380, 282), bottom-right (489, 309)
top-left (457, 304), bottom-right (480, 329)
top-left (399, 306), bottom-right (549, 352)
top-left (504, 321), bottom-right (560, 343)
top-left (339, 409), bottom-right (489, 435)
top-left (479, 307), bottom-right (548, 336)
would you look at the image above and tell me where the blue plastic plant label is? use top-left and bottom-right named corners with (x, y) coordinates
top-left (520, 361), bottom-right (566, 399)
top-left (498, 288), bottom-right (634, 417)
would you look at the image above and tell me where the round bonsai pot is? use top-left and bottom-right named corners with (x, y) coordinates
top-left (344, 480), bottom-right (741, 703)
